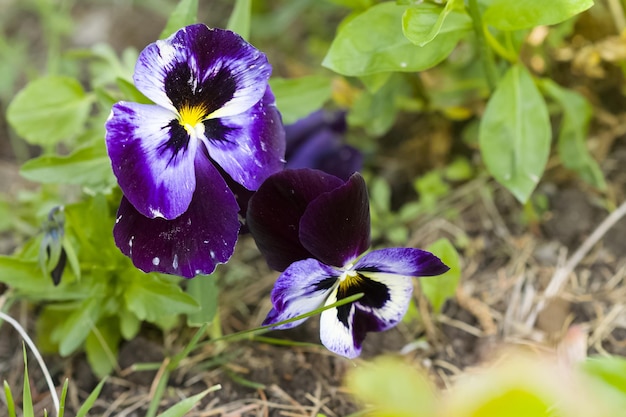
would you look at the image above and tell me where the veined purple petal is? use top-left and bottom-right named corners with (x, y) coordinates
top-left (299, 173), bottom-right (370, 268)
top-left (134, 24), bottom-right (271, 118)
top-left (247, 169), bottom-right (344, 271)
top-left (106, 102), bottom-right (198, 219)
top-left (113, 155), bottom-right (240, 278)
top-left (263, 259), bottom-right (339, 329)
top-left (203, 87), bottom-right (285, 191)
top-left (354, 248), bottom-right (449, 277)
top-left (319, 271), bottom-right (414, 358)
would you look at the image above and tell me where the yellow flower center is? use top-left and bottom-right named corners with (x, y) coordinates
top-left (339, 270), bottom-right (361, 290)
top-left (179, 105), bottom-right (207, 136)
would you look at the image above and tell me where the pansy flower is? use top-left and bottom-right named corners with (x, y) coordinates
top-left (105, 24), bottom-right (285, 277)
top-left (285, 110), bottom-right (362, 180)
top-left (246, 169), bottom-right (448, 358)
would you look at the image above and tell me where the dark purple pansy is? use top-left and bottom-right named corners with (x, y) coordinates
top-left (105, 24), bottom-right (285, 277)
top-left (285, 110), bottom-right (362, 180)
top-left (246, 169), bottom-right (449, 358)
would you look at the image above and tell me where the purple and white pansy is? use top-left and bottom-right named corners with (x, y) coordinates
top-left (105, 24), bottom-right (285, 277)
top-left (247, 169), bottom-right (449, 358)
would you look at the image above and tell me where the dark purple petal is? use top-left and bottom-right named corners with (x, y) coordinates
top-left (105, 102), bottom-right (198, 219)
top-left (286, 131), bottom-right (362, 181)
top-left (354, 248), bottom-right (449, 277)
top-left (204, 87), bottom-right (285, 191)
top-left (299, 172), bottom-right (370, 268)
top-left (285, 110), bottom-right (359, 180)
top-left (263, 258), bottom-right (339, 329)
top-left (319, 270), bottom-right (414, 358)
top-left (113, 156), bottom-right (240, 278)
top-left (134, 24), bottom-right (271, 118)
top-left (247, 168), bottom-right (344, 271)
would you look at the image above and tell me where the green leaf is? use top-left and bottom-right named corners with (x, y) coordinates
top-left (581, 356), bottom-right (626, 411)
top-left (75, 377), bottom-right (107, 417)
top-left (186, 275), bottom-right (219, 326)
top-left (322, 2), bottom-right (468, 76)
top-left (402, 0), bottom-right (471, 47)
top-left (269, 76), bottom-right (332, 124)
top-left (7, 76), bottom-right (93, 146)
top-left (156, 387), bottom-right (218, 417)
top-left (346, 356), bottom-right (435, 417)
top-left (227, 0), bottom-right (251, 40)
top-left (540, 79), bottom-right (606, 190)
top-left (85, 319), bottom-right (121, 378)
top-left (58, 297), bottom-right (103, 356)
top-left (119, 307), bottom-right (142, 340)
top-left (421, 238), bottom-right (461, 313)
top-left (160, 0), bottom-right (198, 39)
top-left (124, 273), bottom-right (199, 323)
top-left (20, 142), bottom-right (116, 190)
top-left (0, 257), bottom-right (43, 292)
top-left (115, 78), bottom-right (152, 104)
top-left (479, 64), bottom-right (551, 203)
top-left (483, 0), bottom-right (594, 31)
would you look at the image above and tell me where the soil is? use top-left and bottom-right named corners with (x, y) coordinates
top-left (1, 2), bottom-right (626, 417)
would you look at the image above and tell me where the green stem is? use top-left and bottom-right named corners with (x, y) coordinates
top-left (484, 28), bottom-right (518, 63)
top-left (466, 0), bottom-right (499, 91)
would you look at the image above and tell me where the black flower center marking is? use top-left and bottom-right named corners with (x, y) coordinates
top-left (335, 272), bottom-right (389, 328)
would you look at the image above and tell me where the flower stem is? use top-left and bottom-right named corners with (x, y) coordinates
top-left (466, 0), bottom-right (499, 91)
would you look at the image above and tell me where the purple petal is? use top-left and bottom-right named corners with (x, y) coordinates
top-left (354, 248), bottom-right (449, 277)
top-left (286, 131), bottom-right (362, 181)
top-left (285, 110), bottom-right (346, 155)
top-left (319, 270), bottom-right (414, 358)
top-left (263, 258), bottom-right (339, 329)
top-left (204, 87), bottom-right (286, 191)
top-left (113, 156), bottom-right (240, 278)
top-left (105, 102), bottom-right (198, 219)
top-left (134, 24), bottom-right (271, 118)
top-left (299, 173), bottom-right (370, 268)
top-left (246, 168), bottom-right (344, 271)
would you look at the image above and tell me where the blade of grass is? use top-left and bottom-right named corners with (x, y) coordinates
top-left (58, 379), bottom-right (68, 417)
top-left (22, 346), bottom-right (34, 417)
top-left (0, 311), bottom-right (60, 415)
top-left (75, 377), bottom-right (107, 417)
top-left (202, 292), bottom-right (364, 346)
top-left (155, 385), bottom-right (221, 417)
top-left (3, 381), bottom-right (16, 417)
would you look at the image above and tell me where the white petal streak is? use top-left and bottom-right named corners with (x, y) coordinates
top-left (357, 271), bottom-right (414, 331)
top-left (320, 287), bottom-right (359, 358)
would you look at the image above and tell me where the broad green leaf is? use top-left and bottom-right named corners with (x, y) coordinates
top-left (479, 64), bottom-right (550, 203)
top-left (470, 388), bottom-right (553, 416)
top-left (322, 2), bottom-right (467, 76)
top-left (0, 256), bottom-right (48, 293)
top-left (58, 297), bottom-right (103, 356)
top-left (75, 377), bottom-right (107, 417)
top-left (326, 0), bottom-right (373, 9)
top-left (346, 356), bottom-right (435, 417)
top-left (581, 356), bottom-right (626, 411)
top-left (20, 142), bottom-right (116, 190)
top-left (421, 238), bottom-right (461, 313)
top-left (7, 76), bottom-right (93, 146)
top-left (269, 76), bottom-right (332, 124)
top-left (540, 79), bottom-right (606, 190)
top-left (186, 275), bottom-right (219, 326)
top-left (119, 307), bottom-right (141, 340)
top-left (227, 0), bottom-right (251, 40)
top-left (115, 78), bottom-right (152, 104)
top-left (483, 0), bottom-right (594, 31)
top-left (159, 0), bottom-right (198, 39)
top-left (156, 388), bottom-right (216, 417)
top-left (402, 0), bottom-right (471, 47)
top-left (85, 319), bottom-right (121, 377)
top-left (124, 273), bottom-right (199, 322)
